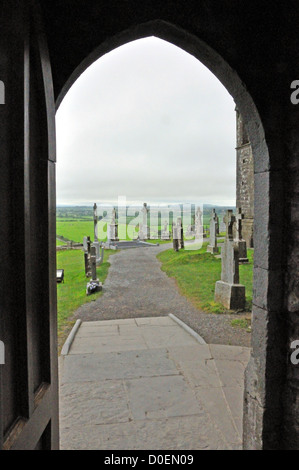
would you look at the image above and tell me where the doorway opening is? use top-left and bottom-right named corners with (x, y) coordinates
top-left (56, 34), bottom-right (255, 449)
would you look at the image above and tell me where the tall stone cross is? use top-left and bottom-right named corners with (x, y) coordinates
top-left (90, 245), bottom-right (98, 282)
top-left (112, 207), bottom-right (116, 223)
top-left (195, 206), bottom-right (203, 238)
top-left (207, 209), bottom-right (219, 254)
top-left (212, 208), bottom-right (219, 234)
top-left (236, 207), bottom-right (244, 240)
top-left (142, 203), bottom-right (148, 225)
top-left (177, 217), bottom-right (184, 249)
top-left (223, 210), bottom-right (236, 241)
top-left (195, 206), bottom-right (202, 224)
top-left (172, 223), bottom-right (179, 252)
top-left (93, 203), bottom-right (98, 241)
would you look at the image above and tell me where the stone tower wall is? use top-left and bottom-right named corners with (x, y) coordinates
top-left (236, 109), bottom-right (254, 247)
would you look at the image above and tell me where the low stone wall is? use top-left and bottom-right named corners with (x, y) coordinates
top-left (56, 243), bottom-right (83, 251)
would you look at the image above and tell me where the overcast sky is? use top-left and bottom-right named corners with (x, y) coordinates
top-left (56, 37), bottom-right (236, 207)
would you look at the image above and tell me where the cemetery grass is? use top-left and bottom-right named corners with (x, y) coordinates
top-left (157, 243), bottom-right (253, 316)
top-left (56, 248), bottom-right (116, 351)
top-left (57, 218), bottom-right (94, 243)
top-left (57, 218), bottom-right (177, 245)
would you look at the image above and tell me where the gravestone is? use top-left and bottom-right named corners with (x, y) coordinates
top-left (223, 209), bottom-right (235, 240)
top-left (219, 220), bottom-right (226, 233)
top-left (235, 207), bottom-right (249, 263)
top-left (83, 236), bottom-right (92, 277)
top-left (195, 206), bottom-right (207, 239)
top-left (215, 209), bottom-right (220, 235)
top-left (83, 236), bottom-right (88, 252)
top-left (86, 245), bottom-right (102, 295)
top-left (108, 207), bottom-right (119, 242)
top-left (139, 202), bottom-right (150, 240)
top-left (214, 210), bottom-right (245, 309)
top-left (161, 220), bottom-right (171, 240)
top-left (207, 209), bottom-right (219, 254)
top-left (172, 224), bottom-right (179, 252)
top-left (177, 217), bottom-right (184, 249)
top-left (195, 206), bottom-right (203, 240)
top-left (93, 202), bottom-right (101, 261)
top-left (185, 223), bottom-right (195, 238)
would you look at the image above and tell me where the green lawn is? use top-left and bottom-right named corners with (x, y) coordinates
top-left (56, 219), bottom-right (94, 243)
top-left (157, 243), bottom-right (253, 314)
top-left (56, 248), bottom-right (115, 348)
top-left (57, 218), bottom-right (177, 244)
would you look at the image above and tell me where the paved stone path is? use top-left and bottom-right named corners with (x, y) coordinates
top-left (72, 244), bottom-right (251, 347)
top-left (59, 316), bottom-right (250, 450)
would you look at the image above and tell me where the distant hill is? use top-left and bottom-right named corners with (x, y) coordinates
top-left (56, 204), bottom-right (235, 231)
top-left (57, 204), bottom-right (235, 217)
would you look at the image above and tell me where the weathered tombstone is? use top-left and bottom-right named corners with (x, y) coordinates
top-left (90, 246), bottom-right (97, 281)
top-left (215, 209), bottom-right (220, 235)
top-left (185, 223), bottom-right (195, 238)
top-left (214, 210), bottom-right (245, 309)
top-left (172, 224), bottom-right (179, 252)
top-left (195, 206), bottom-right (207, 239)
top-left (235, 207), bottom-right (249, 263)
top-left (83, 236), bottom-right (88, 252)
top-left (92, 202), bottom-right (102, 260)
top-left (139, 202), bottom-right (150, 240)
top-left (108, 207), bottom-right (119, 242)
top-left (207, 209), bottom-right (219, 254)
top-left (177, 217), bottom-right (184, 249)
top-left (219, 220), bottom-right (226, 233)
top-left (161, 219), bottom-right (171, 240)
top-left (86, 245), bottom-right (102, 295)
top-left (195, 206), bottom-right (203, 240)
top-left (84, 236), bottom-right (92, 277)
top-left (223, 209), bottom-right (235, 241)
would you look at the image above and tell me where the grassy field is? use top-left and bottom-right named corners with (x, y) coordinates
top-left (57, 218), bottom-right (94, 243)
top-left (56, 248), bottom-right (115, 350)
top-left (57, 218), bottom-right (187, 244)
top-left (157, 243), bottom-right (253, 314)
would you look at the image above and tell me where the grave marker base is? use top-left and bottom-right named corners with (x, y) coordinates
top-left (215, 280), bottom-right (245, 310)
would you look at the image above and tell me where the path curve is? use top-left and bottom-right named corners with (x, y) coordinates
top-left (73, 244), bottom-right (251, 347)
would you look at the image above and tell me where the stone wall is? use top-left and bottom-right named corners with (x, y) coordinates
top-left (236, 109), bottom-right (254, 247)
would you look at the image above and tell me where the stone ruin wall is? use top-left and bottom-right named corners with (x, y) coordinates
top-left (236, 109), bottom-right (254, 248)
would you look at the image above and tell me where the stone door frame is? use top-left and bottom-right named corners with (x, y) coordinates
top-left (55, 20), bottom-right (286, 449)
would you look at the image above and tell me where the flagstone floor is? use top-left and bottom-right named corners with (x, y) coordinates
top-left (59, 316), bottom-right (250, 450)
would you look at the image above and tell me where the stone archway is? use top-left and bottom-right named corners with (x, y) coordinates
top-left (1, 1), bottom-right (295, 450)
top-left (55, 21), bottom-right (284, 449)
